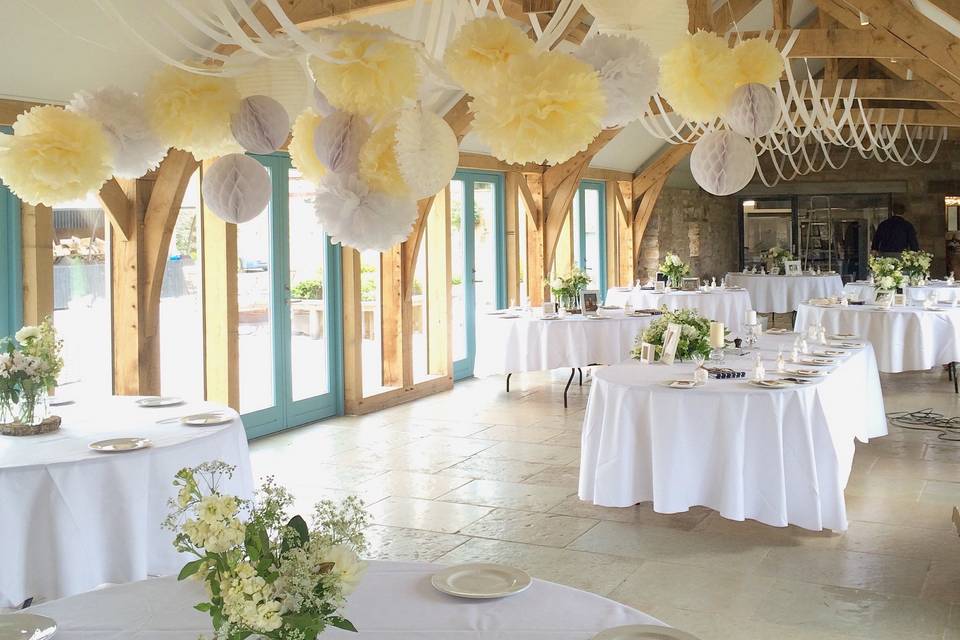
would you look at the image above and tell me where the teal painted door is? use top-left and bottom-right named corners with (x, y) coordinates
top-left (0, 182), bottom-right (22, 339)
top-left (240, 154), bottom-right (343, 438)
top-left (573, 180), bottom-right (607, 294)
top-left (450, 171), bottom-right (505, 380)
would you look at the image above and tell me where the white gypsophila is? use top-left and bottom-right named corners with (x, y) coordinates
top-left (324, 543), bottom-right (367, 596)
top-left (14, 325), bottom-right (40, 343)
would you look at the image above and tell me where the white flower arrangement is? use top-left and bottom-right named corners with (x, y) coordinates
top-left (764, 246), bottom-right (794, 272)
top-left (165, 462), bottom-right (369, 640)
top-left (899, 250), bottom-right (933, 286)
top-left (0, 319), bottom-right (62, 425)
top-left (868, 256), bottom-right (905, 294)
top-left (657, 252), bottom-right (690, 288)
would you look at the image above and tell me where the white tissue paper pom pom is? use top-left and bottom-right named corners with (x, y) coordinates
top-left (314, 173), bottom-right (417, 252)
top-left (690, 131), bottom-right (757, 196)
top-left (394, 105), bottom-right (459, 199)
top-left (313, 110), bottom-right (371, 174)
top-left (724, 83), bottom-right (780, 138)
top-left (68, 87), bottom-right (167, 179)
top-left (201, 153), bottom-right (272, 224)
top-left (313, 86), bottom-right (336, 117)
top-left (582, 0), bottom-right (688, 57)
top-left (231, 95), bottom-right (291, 154)
top-left (575, 34), bottom-right (659, 128)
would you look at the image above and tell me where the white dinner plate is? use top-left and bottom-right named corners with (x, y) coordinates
top-left (587, 315), bottom-right (610, 320)
top-left (431, 563), bottom-right (531, 599)
top-left (89, 437), bottom-right (152, 453)
top-left (828, 341), bottom-right (865, 349)
top-left (0, 613), bottom-right (57, 640)
top-left (663, 380), bottom-right (700, 389)
top-left (766, 328), bottom-right (791, 335)
top-left (785, 368), bottom-right (827, 378)
top-left (593, 624), bottom-right (701, 639)
top-left (748, 379), bottom-right (789, 389)
top-left (136, 396), bottom-right (184, 408)
top-left (180, 412), bottom-right (233, 426)
top-left (828, 333), bottom-right (858, 340)
top-left (486, 310), bottom-right (506, 316)
top-left (797, 357), bottom-right (837, 365)
top-left (47, 396), bottom-right (73, 406)
top-left (498, 314), bottom-right (521, 319)
top-left (812, 350), bottom-right (846, 357)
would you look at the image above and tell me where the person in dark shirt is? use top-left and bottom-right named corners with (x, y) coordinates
top-left (872, 203), bottom-right (919, 257)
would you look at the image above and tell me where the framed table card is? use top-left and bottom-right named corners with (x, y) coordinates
top-left (582, 290), bottom-right (599, 315)
top-left (784, 260), bottom-right (802, 275)
top-left (681, 277), bottom-right (700, 291)
top-left (660, 322), bottom-right (683, 365)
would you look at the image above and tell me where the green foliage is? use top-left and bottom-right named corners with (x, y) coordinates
top-left (633, 308), bottom-right (712, 361)
top-left (550, 268), bottom-right (590, 308)
top-left (291, 280), bottom-right (323, 300)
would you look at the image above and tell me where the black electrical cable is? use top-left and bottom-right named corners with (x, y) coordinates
top-left (885, 408), bottom-right (960, 442)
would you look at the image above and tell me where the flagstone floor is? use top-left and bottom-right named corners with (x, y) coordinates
top-left (250, 365), bottom-right (960, 640)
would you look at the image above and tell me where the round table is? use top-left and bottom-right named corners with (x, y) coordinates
top-left (795, 302), bottom-right (960, 373)
top-left (579, 334), bottom-right (887, 532)
top-left (0, 396), bottom-right (253, 609)
top-left (844, 281), bottom-right (960, 305)
top-left (725, 273), bottom-right (844, 314)
top-left (605, 287), bottom-right (752, 334)
top-left (23, 560), bottom-right (668, 639)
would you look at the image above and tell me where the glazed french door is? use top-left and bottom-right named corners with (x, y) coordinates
top-left (572, 180), bottom-right (607, 294)
top-left (450, 170), bottom-right (506, 380)
top-left (239, 154), bottom-right (343, 438)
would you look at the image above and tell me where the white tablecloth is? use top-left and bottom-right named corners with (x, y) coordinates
top-left (0, 396), bottom-right (253, 608)
top-left (795, 303), bottom-right (960, 373)
top-left (25, 561), bottom-right (666, 639)
top-left (474, 312), bottom-right (653, 376)
top-left (579, 335), bottom-right (887, 532)
top-left (725, 273), bottom-right (844, 313)
top-left (844, 281), bottom-right (960, 305)
top-left (605, 287), bottom-right (752, 334)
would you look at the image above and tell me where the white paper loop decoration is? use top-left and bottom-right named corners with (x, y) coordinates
top-left (725, 84), bottom-right (780, 138)
top-left (67, 87), bottom-right (168, 179)
top-left (313, 110), bottom-right (370, 174)
top-left (314, 173), bottom-right (417, 252)
top-left (575, 34), bottom-right (659, 128)
top-left (690, 131), bottom-right (757, 196)
top-left (582, 0), bottom-right (688, 57)
top-left (231, 95), bottom-right (291, 154)
top-left (201, 153), bottom-right (272, 224)
top-left (394, 105), bottom-right (459, 199)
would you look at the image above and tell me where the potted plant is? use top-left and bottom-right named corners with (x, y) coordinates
top-left (0, 319), bottom-right (63, 435)
top-left (658, 252), bottom-right (690, 289)
top-left (550, 268), bottom-right (591, 313)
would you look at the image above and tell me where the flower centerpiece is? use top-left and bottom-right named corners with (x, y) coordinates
top-left (165, 462), bottom-right (369, 640)
top-left (631, 308), bottom-right (712, 362)
top-left (550, 267), bottom-right (591, 313)
top-left (764, 246), bottom-right (794, 274)
top-left (658, 252), bottom-right (690, 288)
top-left (899, 250), bottom-right (933, 286)
top-left (0, 319), bottom-right (63, 433)
top-left (868, 256), bottom-right (905, 306)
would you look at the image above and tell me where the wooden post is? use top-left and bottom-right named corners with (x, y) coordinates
top-left (616, 180), bottom-right (634, 285)
top-left (505, 172), bottom-right (521, 307)
top-left (426, 189), bottom-right (451, 377)
top-left (521, 173), bottom-right (545, 305)
top-left (380, 247), bottom-right (403, 388)
top-left (20, 203), bottom-right (54, 326)
top-left (341, 248), bottom-right (365, 412)
top-left (605, 180), bottom-right (619, 289)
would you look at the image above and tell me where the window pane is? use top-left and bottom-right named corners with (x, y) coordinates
top-left (518, 195), bottom-right (529, 306)
top-left (52, 195), bottom-right (111, 396)
top-left (160, 170), bottom-right (204, 399)
top-left (572, 191), bottom-right (582, 269)
top-left (412, 236), bottom-right (429, 382)
top-left (584, 187), bottom-right (601, 289)
top-left (450, 180), bottom-right (467, 363)
top-left (474, 181), bottom-right (497, 312)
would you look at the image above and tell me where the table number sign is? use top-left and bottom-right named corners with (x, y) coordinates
top-left (660, 322), bottom-right (683, 365)
top-left (681, 277), bottom-right (700, 291)
top-left (638, 342), bottom-right (656, 363)
top-left (784, 260), bottom-right (802, 276)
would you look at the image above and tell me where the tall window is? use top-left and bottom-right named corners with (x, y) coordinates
top-left (572, 181), bottom-right (606, 292)
top-left (360, 250), bottom-right (387, 397)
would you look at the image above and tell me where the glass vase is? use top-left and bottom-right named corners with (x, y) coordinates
top-left (16, 388), bottom-right (49, 426)
top-left (0, 395), bottom-right (14, 424)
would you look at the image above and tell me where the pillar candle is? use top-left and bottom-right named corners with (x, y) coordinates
top-left (746, 310), bottom-right (757, 325)
top-left (709, 321), bottom-right (725, 348)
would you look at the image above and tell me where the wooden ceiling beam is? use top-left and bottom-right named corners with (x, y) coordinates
top-left (522, 0), bottom-right (560, 12)
top-left (631, 144), bottom-right (693, 212)
top-left (714, 0), bottom-right (764, 33)
top-left (688, 0), bottom-right (714, 31)
top-left (734, 28), bottom-right (916, 59)
top-left (927, 0), bottom-right (960, 17)
top-left (773, 0), bottom-right (794, 29)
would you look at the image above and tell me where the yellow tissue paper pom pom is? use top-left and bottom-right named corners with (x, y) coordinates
top-left (471, 51), bottom-right (605, 165)
top-left (359, 124), bottom-right (408, 197)
top-left (0, 106), bottom-right (113, 206)
top-left (731, 38), bottom-right (785, 88)
top-left (309, 22), bottom-right (417, 119)
top-left (146, 67), bottom-right (242, 160)
top-left (444, 17), bottom-right (534, 96)
top-left (659, 31), bottom-right (738, 122)
top-left (289, 109), bottom-right (327, 184)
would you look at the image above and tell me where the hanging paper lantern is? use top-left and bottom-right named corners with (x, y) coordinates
top-left (471, 51), bottom-right (605, 165)
top-left (444, 17), bottom-right (534, 96)
top-left (0, 106), bottom-right (113, 206)
top-left (68, 87), bottom-right (167, 179)
top-left (145, 67), bottom-right (242, 160)
top-left (230, 95), bottom-right (290, 155)
top-left (201, 153), bottom-right (272, 224)
top-left (725, 84), bottom-right (780, 138)
top-left (314, 172), bottom-right (417, 252)
top-left (394, 105), bottom-right (459, 199)
top-left (582, 0), bottom-right (688, 57)
top-left (732, 38), bottom-right (785, 88)
top-left (233, 55), bottom-right (312, 119)
top-left (308, 22), bottom-right (417, 119)
top-left (289, 109), bottom-right (327, 184)
top-left (659, 32), bottom-right (738, 122)
top-left (575, 34), bottom-right (659, 128)
top-left (313, 110), bottom-right (370, 174)
top-left (690, 131), bottom-right (757, 196)
top-left (358, 124), bottom-right (408, 197)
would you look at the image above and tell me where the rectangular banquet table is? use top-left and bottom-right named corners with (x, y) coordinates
top-left (579, 334), bottom-right (887, 531)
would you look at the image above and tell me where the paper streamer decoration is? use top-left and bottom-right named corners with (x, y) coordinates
top-left (201, 153), bottom-right (272, 223)
top-left (725, 84), bottom-right (780, 138)
top-left (582, 0), bottom-right (689, 57)
top-left (314, 173), bottom-right (417, 252)
top-left (575, 34), bottom-right (659, 128)
top-left (231, 95), bottom-right (291, 155)
top-left (0, 105), bottom-right (114, 206)
top-left (313, 110), bottom-right (370, 174)
top-left (394, 105), bottom-right (459, 199)
top-left (444, 17), bottom-right (534, 96)
top-left (659, 32), bottom-right (738, 123)
top-left (690, 131), bottom-right (758, 196)
top-left (68, 87), bottom-right (167, 179)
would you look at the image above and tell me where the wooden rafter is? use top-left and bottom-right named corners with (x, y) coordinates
top-left (688, 0), bottom-right (714, 31)
top-left (773, 0), bottom-right (794, 29)
top-left (632, 176), bottom-right (668, 270)
top-left (97, 178), bottom-right (133, 242)
top-left (632, 144), bottom-right (694, 208)
top-left (734, 28), bottom-right (916, 59)
top-left (714, 0), bottom-right (764, 33)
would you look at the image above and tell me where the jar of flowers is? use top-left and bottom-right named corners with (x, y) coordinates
top-left (899, 250), bottom-right (933, 286)
top-left (550, 267), bottom-right (591, 313)
top-left (631, 308), bottom-right (712, 362)
top-left (869, 256), bottom-right (905, 307)
top-left (658, 252), bottom-right (690, 289)
top-left (764, 246), bottom-right (794, 275)
top-left (165, 462), bottom-right (369, 640)
top-left (0, 319), bottom-right (63, 432)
